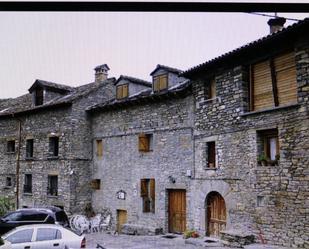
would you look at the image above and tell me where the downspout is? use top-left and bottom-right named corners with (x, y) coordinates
top-left (14, 115), bottom-right (22, 209)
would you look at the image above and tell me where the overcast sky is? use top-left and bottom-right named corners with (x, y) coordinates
top-left (0, 10), bottom-right (308, 98)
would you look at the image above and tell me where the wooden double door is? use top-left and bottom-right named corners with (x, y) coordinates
top-left (206, 192), bottom-right (226, 237)
top-left (168, 189), bottom-right (186, 233)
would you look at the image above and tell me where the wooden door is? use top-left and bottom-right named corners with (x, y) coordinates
top-left (117, 210), bottom-right (127, 233)
top-left (168, 189), bottom-right (186, 233)
top-left (206, 192), bottom-right (226, 237)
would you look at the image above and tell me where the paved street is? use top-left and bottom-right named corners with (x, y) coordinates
top-left (85, 232), bottom-right (232, 249)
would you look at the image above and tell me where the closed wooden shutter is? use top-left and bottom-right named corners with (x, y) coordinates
top-left (252, 60), bottom-right (274, 111)
top-left (96, 140), bottom-right (103, 157)
top-left (138, 134), bottom-right (149, 152)
top-left (116, 86), bottom-right (122, 99)
top-left (159, 75), bottom-right (168, 90)
top-left (274, 52), bottom-right (297, 106)
top-left (141, 179), bottom-right (148, 197)
top-left (123, 84), bottom-right (128, 98)
top-left (149, 179), bottom-right (155, 212)
top-left (153, 77), bottom-right (160, 92)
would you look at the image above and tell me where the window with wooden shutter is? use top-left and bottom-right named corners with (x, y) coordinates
top-left (116, 84), bottom-right (129, 100)
top-left (96, 140), bottom-right (103, 158)
top-left (250, 51), bottom-right (297, 111)
top-left (138, 133), bottom-right (153, 152)
top-left (141, 178), bottom-right (155, 213)
top-left (153, 74), bottom-right (168, 92)
top-left (274, 52), bottom-right (297, 106)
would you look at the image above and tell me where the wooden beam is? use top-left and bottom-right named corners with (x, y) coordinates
top-left (269, 58), bottom-right (279, 107)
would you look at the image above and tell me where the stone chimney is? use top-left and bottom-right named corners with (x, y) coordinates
top-left (267, 17), bottom-right (286, 34)
top-left (94, 64), bottom-right (110, 83)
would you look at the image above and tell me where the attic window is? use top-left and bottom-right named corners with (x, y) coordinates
top-left (35, 87), bottom-right (44, 106)
top-left (116, 84), bottom-right (128, 99)
top-left (153, 74), bottom-right (168, 92)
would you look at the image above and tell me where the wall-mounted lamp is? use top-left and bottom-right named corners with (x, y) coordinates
top-left (168, 175), bottom-right (176, 184)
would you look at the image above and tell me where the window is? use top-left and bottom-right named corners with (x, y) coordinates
top-left (35, 87), bottom-right (44, 106)
top-left (5, 229), bottom-right (33, 244)
top-left (7, 140), bottom-right (15, 153)
top-left (206, 79), bottom-right (216, 99)
top-left (207, 141), bottom-right (216, 168)
top-left (90, 179), bottom-right (101, 190)
top-left (153, 74), bottom-right (168, 92)
top-left (49, 136), bottom-right (59, 157)
top-left (26, 139), bottom-right (34, 158)
top-left (257, 196), bottom-right (265, 207)
top-left (47, 175), bottom-right (58, 196)
top-left (116, 84), bottom-right (129, 99)
top-left (250, 51), bottom-right (297, 111)
top-left (96, 140), bottom-right (103, 158)
top-left (24, 174), bottom-right (32, 194)
top-left (2, 212), bottom-right (22, 222)
top-left (140, 179), bottom-right (155, 213)
top-left (138, 133), bottom-right (153, 152)
top-left (6, 177), bottom-right (12, 187)
top-left (36, 228), bottom-right (61, 241)
top-left (257, 129), bottom-right (279, 166)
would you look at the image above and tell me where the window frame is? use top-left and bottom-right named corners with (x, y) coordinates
top-left (206, 141), bottom-right (216, 169)
top-left (153, 74), bottom-right (168, 92)
top-left (138, 133), bottom-right (153, 152)
top-left (116, 84), bottom-right (129, 100)
top-left (257, 129), bottom-right (279, 165)
top-left (49, 136), bottom-right (59, 157)
top-left (140, 178), bottom-right (155, 213)
top-left (47, 175), bottom-right (58, 196)
top-left (24, 174), bottom-right (32, 194)
top-left (7, 140), bottom-right (15, 153)
top-left (5, 177), bottom-right (12, 188)
top-left (26, 139), bottom-right (34, 159)
top-left (35, 87), bottom-right (44, 106)
top-left (96, 139), bottom-right (103, 158)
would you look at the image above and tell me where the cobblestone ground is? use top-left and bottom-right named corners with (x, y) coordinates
top-left (85, 232), bottom-right (234, 249)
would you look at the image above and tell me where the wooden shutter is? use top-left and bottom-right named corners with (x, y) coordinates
top-left (153, 77), bottom-right (160, 92)
top-left (138, 134), bottom-right (149, 152)
top-left (209, 79), bottom-right (216, 99)
top-left (159, 75), bottom-right (168, 90)
top-left (274, 52), bottom-right (297, 106)
top-left (150, 179), bottom-right (155, 212)
top-left (96, 140), bottom-right (103, 157)
top-left (123, 84), bottom-right (128, 98)
top-left (116, 86), bottom-right (122, 99)
top-left (141, 179), bottom-right (148, 197)
top-left (252, 60), bottom-right (274, 111)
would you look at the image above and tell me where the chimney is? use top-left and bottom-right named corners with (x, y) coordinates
top-left (267, 17), bottom-right (286, 34)
top-left (94, 64), bottom-right (110, 83)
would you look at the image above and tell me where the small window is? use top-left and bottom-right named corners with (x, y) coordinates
top-left (257, 196), bottom-right (265, 207)
top-left (47, 175), bottom-right (58, 196)
top-left (257, 129), bottom-right (279, 166)
top-left (96, 140), bottom-right (103, 158)
top-left (7, 140), bottom-right (15, 153)
top-left (6, 177), bottom-right (12, 187)
top-left (141, 179), bottom-right (155, 213)
top-left (90, 179), bottom-right (101, 190)
top-left (49, 137), bottom-right (59, 157)
top-left (6, 229), bottom-right (34, 244)
top-left (206, 79), bottom-right (216, 99)
top-left (35, 87), bottom-right (44, 106)
top-left (116, 84), bottom-right (129, 99)
top-left (207, 141), bottom-right (216, 168)
top-left (26, 139), bottom-right (34, 158)
top-left (24, 174), bottom-right (32, 194)
top-left (138, 133), bottom-right (153, 152)
top-left (153, 74), bottom-right (168, 92)
top-left (36, 228), bottom-right (61, 241)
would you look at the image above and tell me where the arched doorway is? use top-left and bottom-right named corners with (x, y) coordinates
top-left (206, 192), bottom-right (226, 237)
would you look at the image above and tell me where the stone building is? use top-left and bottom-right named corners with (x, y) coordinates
top-left (0, 64), bottom-right (115, 212)
top-left (0, 17), bottom-right (308, 248)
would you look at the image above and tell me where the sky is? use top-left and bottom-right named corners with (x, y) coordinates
top-left (0, 9), bottom-right (308, 99)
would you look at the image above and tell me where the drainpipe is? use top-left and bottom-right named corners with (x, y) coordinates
top-left (14, 115), bottom-right (22, 209)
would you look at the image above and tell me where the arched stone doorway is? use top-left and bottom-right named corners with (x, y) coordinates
top-left (206, 191), bottom-right (226, 237)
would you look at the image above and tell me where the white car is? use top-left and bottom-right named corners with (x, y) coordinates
top-left (1, 224), bottom-right (86, 249)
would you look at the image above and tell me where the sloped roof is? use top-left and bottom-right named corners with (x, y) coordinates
top-left (150, 64), bottom-right (183, 76)
top-left (183, 18), bottom-right (309, 78)
top-left (116, 75), bottom-right (152, 87)
top-left (0, 78), bottom-right (116, 118)
top-left (28, 79), bottom-right (73, 93)
top-left (87, 80), bottom-right (191, 113)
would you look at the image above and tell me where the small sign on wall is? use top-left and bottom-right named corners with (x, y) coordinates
top-left (117, 190), bottom-right (126, 200)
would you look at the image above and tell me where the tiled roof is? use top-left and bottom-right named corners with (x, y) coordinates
top-left (116, 75), bottom-right (152, 87)
top-left (150, 64), bottom-right (183, 76)
top-left (0, 78), bottom-right (116, 118)
top-left (94, 64), bottom-right (110, 70)
top-left (87, 80), bottom-right (191, 113)
top-left (182, 18), bottom-right (309, 77)
top-left (28, 79), bottom-right (73, 93)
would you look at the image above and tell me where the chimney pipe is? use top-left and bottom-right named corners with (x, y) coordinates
top-left (94, 64), bottom-right (110, 83)
top-left (267, 17), bottom-right (286, 34)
